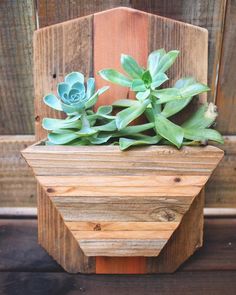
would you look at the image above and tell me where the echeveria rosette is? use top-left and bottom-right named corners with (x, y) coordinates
top-left (43, 72), bottom-right (109, 115)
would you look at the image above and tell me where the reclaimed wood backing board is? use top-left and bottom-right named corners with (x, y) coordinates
top-left (33, 7), bottom-right (213, 274)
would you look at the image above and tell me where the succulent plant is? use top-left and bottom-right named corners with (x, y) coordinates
top-left (43, 72), bottom-right (108, 114)
top-left (43, 49), bottom-right (224, 150)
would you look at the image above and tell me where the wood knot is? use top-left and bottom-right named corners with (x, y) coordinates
top-left (174, 177), bottom-right (181, 183)
top-left (93, 224), bottom-right (101, 231)
top-left (35, 115), bottom-right (40, 122)
top-left (150, 207), bottom-right (183, 222)
top-left (46, 188), bottom-right (55, 193)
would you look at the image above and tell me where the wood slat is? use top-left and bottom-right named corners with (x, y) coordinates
top-left (34, 14), bottom-right (93, 140)
top-left (37, 0), bottom-right (130, 27)
top-left (0, 0), bottom-right (35, 134)
top-left (206, 136), bottom-right (236, 207)
top-left (65, 221), bottom-right (179, 231)
top-left (216, 0), bottom-right (236, 133)
top-left (1, 271), bottom-right (236, 295)
top-left (1, 218), bottom-right (235, 272)
top-left (0, 135), bottom-right (36, 207)
top-left (132, 0), bottom-right (227, 103)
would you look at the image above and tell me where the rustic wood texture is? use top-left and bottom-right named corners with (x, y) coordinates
top-left (37, 0), bottom-right (226, 104)
top-left (206, 136), bottom-right (236, 207)
top-left (94, 8), bottom-right (148, 106)
top-left (132, 0), bottom-right (227, 103)
top-left (2, 271), bottom-right (236, 295)
top-left (0, 135), bottom-right (232, 208)
top-left (1, 218), bottom-right (236, 293)
top-left (0, 0), bottom-right (35, 134)
top-left (0, 135), bottom-right (36, 207)
top-left (37, 186), bottom-right (95, 273)
top-left (216, 0), bottom-right (236, 133)
top-left (36, 0), bottom-right (130, 27)
top-left (1, 218), bottom-right (235, 272)
top-left (28, 7), bottom-right (224, 273)
top-left (34, 14), bottom-right (93, 140)
top-left (22, 143), bottom-right (223, 268)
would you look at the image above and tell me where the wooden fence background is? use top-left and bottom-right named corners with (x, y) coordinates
top-left (0, 0), bottom-right (235, 209)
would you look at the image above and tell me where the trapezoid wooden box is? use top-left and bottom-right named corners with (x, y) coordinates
top-left (22, 7), bottom-right (223, 274)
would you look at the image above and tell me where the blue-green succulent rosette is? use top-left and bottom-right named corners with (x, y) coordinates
top-left (43, 72), bottom-right (109, 115)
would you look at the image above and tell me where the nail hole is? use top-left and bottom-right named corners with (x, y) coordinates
top-left (174, 177), bottom-right (181, 183)
top-left (35, 115), bottom-right (40, 122)
top-left (94, 224), bottom-right (101, 231)
top-left (52, 73), bottom-right (57, 79)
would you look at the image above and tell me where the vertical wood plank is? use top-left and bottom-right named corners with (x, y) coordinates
top-left (0, 0), bottom-right (36, 134)
top-left (216, 0), bottom-right (236, 133)
top-left (132, 0), bottom-right (227, 103)
top-left (34, 15), bottom-right (93, 140)
top-left (93, 7), bottom-right (149, 273)
top-left (94, 8), bottom-right (148, 107)
top-left (36, 0), bottom-right (130, 27)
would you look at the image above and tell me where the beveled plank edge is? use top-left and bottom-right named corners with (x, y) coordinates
top-left (65, 221), bottom-right (179, 231)
top-left (33, 7), bottom-right (208, 35)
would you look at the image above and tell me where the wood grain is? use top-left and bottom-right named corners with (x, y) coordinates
top-left (0, 135), bottom-right (36, 207)
top-left (1, 218), bottom-right (235, 272)
top-left (94, 7), bottom-right (148, 107)
top-left (0, 0), bottom-right (35, 134)
top-left (206, 136), bottom-right (236, 207)
top-left (132, 0), bottom-right (227, 103)
top-left (37, 186), bottom-right (95, 273)
top-left (216, 0), bottom-right (236, 133)
top-left (34, 14), bottom-right (93, 140)
top-left (37, 0), bottom-right (130, 27)
top-left (30, 7), bottom-right (223, 273)
top-left (22, 143), bottom-right (223, 264)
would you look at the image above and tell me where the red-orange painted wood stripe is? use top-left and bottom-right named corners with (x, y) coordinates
top-left (94, 7), bottom-right (149, 274)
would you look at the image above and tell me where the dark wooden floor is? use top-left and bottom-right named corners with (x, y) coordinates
top-left (0, 218), bottom-right (236, 295)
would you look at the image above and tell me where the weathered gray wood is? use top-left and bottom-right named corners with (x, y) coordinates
top-left (0, 135), bottom-right (36, 207)
top-left (0, 0), bottom-right (35, 134)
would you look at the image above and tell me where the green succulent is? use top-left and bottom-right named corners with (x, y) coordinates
top-left (43, 72), bottom-right (109, 114)
top-left (42, 49), bottom-right (224, 150)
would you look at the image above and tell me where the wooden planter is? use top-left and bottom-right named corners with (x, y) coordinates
top-left (22, 7), bottom-right (224, 273)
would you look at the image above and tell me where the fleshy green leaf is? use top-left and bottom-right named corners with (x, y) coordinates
top-left (57, 83), bottom-right (70, 100)
top-left (131, 79), bottom-right (147, 92)
top-left (65, 72), bottom-right (84, 85)
top-left (121, 54), bottom-right (144, 79)
top-left (42, 116), bottom-right (81, 131)
top-left (89, 133), bottom-right (112, 144)
top-left (97, 105), bottom-right (113, 115)
top-left (48, 132), bottom-right (79, 144)
top-left (182, 103), bottom-right (218, 129)
top-left (94, 120), bottom-right (117, 132)
top-left (179, 82), bottom-right (210, 98)
top-left (153, 88), bottom-right (181, 104)
top-left (161, 77), bottom-right (196, 117)
top-left (184, 128), bottom-right (224, 144)
top-left (142, 70), bottom-right (152, 85)
top-left (147, 49), bottom-right (166, 77)
top-left (43, 94), bottom-right (63, 111)
top-left (154, 114), bottom-right (184, 148)
top-left (136, 89), bottom-right (151, 100)
top-left (112, 99), bottom-right (139, 108)
top-left (119, 135), bottom-right (160, 150)
top-left (86, 78), bottom-right (95, 98)
top-left (99, 69), bottom-right (132, 87)
top-left (85, 86), bottom-right (109, 109)
top-left (157, 50), bottom-right (180, 73)
top-left (151, 73), bottom-right (168, 89)
top-left (116, 100), bottom-right (150, 130)
top-left (76, 114), bottom-right (97, 136)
